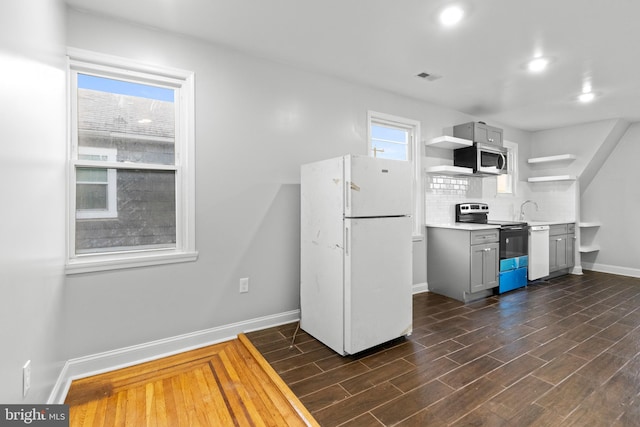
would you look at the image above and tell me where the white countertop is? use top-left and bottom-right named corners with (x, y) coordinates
top-left (426, 223), bottom-right (500, 231)
top-left (527, 220), bottom-right (575, 226)
top-left (427, 221), bottom-right (575, 230)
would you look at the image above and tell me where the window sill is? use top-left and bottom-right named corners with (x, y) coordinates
top-left (65, 250), bottom-right (199, 275)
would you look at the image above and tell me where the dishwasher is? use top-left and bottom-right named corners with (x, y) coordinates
top-left (528, 225), bottom-right (550, 280)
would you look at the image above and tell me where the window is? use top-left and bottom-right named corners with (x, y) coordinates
top-left (370, 123), bottom-right (409, 160)
top-left (367, 111), bottom-right (422, 237)
top-left (76, 147), bottom-right (118, 219)
top-left (66, 48), bottom-right (197, 273)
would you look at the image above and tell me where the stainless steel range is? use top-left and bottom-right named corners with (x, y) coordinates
top-left (456, 203), bottom-right (529, 294)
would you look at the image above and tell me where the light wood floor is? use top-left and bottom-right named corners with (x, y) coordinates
top-left (65, 334), bottom-right (319, 427)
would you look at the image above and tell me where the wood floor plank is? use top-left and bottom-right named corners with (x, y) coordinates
top-left (150, 380), bottom-right (166, 427)
top-left (199, 363), bottom-right (236, 426)
top-left (113, 389), bottom-right (126, 426)
top-left (101, 393), bottom-right (118, 427)
top-left (81, 396), bottom-right (98, 426)
top-left (210, 351), bottom-right (256, 426)
top-left (159, 378), bottom-right (177, 427)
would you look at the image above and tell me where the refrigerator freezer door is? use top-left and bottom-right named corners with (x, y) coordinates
top-left (344, 216), bottom-right (412, 354)
top-left (344, 155), bottom-right (412, 218)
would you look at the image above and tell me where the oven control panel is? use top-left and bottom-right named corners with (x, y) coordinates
top-left (456, 203), bottom-right (489, 214)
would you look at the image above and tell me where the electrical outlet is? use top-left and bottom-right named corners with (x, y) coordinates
top-left (23, 360), bottom-right (31, 397)
top-left (239, 277), bottom-right (249, 293)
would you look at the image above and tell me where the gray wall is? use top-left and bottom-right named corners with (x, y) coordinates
top-left (0, 0), bottom-right (67, 403)
top-left (581, 123), bottom-right (640, 275)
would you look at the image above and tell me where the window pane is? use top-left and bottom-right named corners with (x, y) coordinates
top-left (75, 169), bottom-right (176, 254)
top-left (77, 184), bottom-right (108, 210)
top-left (371, 124), bottom-right (409, 161)
top-left (77, 167), bottom-right (108, 183)
top-left (371, 125), bottom-right (407, 143)
top-left (77, 74), bottom-right (176, 166)
top-left (371, 140), bottom-right (408, 160)
top-left (79, 153), bottom-right (109, 162)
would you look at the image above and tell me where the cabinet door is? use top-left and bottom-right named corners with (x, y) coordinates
top-left (473, 123), bottom-right (490, 145)
top-left (548, 236), bottom-right (557, 272)
top-left (471, 243), bottom-right (499, 292)
top-left (549, 236), bottom-right (568, 272)
top-left (474, 123), bottom-right (502, 146)
top-left (557, 237), bottom-right (568, 270)
top-left (487, 128), bottom-right (503, 146)
top-left (566, 233), bottom-right (575, 269)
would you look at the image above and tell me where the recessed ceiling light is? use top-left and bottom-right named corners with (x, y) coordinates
top-left (527, 57), bottom-right (550, 73)
top-left (138, 118), bottom-right (152, 124)
top-left (439, 5), bottom-right (465, 26)
top-left (578, 92), bottom-right (595, 103)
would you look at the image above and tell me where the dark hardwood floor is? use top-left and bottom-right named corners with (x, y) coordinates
top-left (246, 271), bottom-right (640, 426)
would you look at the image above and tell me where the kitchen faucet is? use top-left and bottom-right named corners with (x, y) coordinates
top-left (519, 200), bottom-right (538, 220)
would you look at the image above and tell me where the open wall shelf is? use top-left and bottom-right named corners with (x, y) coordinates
top-left (528, 154), bottom-right (576, 164)
top-left (528, 175), bottom-right (577, 183)
top-left (425, 136), bottom-right (472, 150)
top-left (425, 165), bottom-right (474, 176)
top-left (579, 222), bottom-right (601, 228)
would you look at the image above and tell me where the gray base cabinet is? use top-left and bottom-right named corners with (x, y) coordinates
top-left (548, 223), bottom-right (575, 276)
top-left (427, 227), bottom-right (499, 303)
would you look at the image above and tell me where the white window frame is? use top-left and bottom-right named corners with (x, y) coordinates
top-left (367, 111), bottom-right (423, 239)
top-left (76, 147), bottom-right (118, 219)
top-left (66, 48), bottom-right (197, 274)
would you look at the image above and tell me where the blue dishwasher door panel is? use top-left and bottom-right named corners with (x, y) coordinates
top-left (499, 267), bottom-right (528, 293)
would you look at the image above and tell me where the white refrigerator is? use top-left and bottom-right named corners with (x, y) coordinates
top-left (300, 154), bottom-right (413, 355)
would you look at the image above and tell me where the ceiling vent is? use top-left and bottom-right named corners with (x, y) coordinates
top-left (415, 72), bottom-right (442, 82)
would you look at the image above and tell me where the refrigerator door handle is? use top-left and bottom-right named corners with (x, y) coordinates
top-left (345, 227), bottom-right (349, 256)
top-left (345, 181), bottom-right (350, 210)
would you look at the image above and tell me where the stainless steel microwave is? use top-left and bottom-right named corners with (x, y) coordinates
top-left (453, 143), bottom-right (508, 175)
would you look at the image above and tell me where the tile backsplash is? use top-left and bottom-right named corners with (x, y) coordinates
top-left (425, 175), bottom-right (577, 225)
top-left (425, 174), bottom-right (482, 224)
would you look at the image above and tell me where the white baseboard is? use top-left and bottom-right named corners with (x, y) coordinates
top-left (413, 282), bottom-right (429, 294)
top-left (582, 262), bottom-right (640, 278)
top-left (48, 309), bottom-right (300, 404)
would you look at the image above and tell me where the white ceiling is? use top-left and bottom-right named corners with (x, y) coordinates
top-left (65, 0), bottom-right (640, 131)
